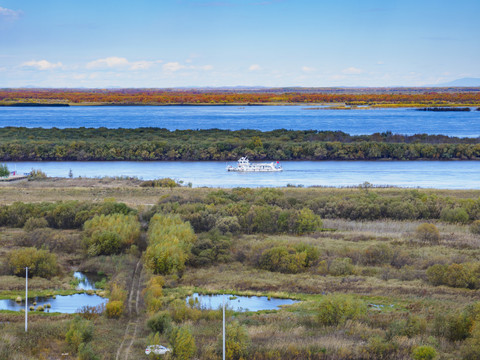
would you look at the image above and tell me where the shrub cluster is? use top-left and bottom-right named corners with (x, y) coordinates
top-left (147, 311), bottom-right (172, 335)
top-left (150, 189), bottom-right (480, 233)
top-left (217, 321), bottom-right (250, 360)
top-left (65, 316), bottom-right (94, 355)
top-left (7, 247), bottom-right (59, 278)
top-left (105, 282), bottom-right (127, 318)
top-left (140, 178), bottom-right (182, 188)
top-left (19, 228), bottom-right (82, 253)
top-left (83, 213), bottom-right (141, 256)
top-left (316, 294), bottom-right (367, 326)
top-left (143, 275), bottom-right (165, 313)
top-left (189, 230), bottom-right (232, 267)
top-left (144, 214), bottom-right (196, 275)
top-left (169, 325), bottom-right (196, 360)
top-left (415, 223), bottom-right (440, 243)
top-left (471, 220), bottom-right (480, 235)
top-left (426, 262), bottom-right (480, 289)
top-left (0, 200), bottom-right (134, 229)
top-left (257, 243), bottom-right (319, 274)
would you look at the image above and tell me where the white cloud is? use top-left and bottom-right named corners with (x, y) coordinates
top-left (130, 61), bottom-right (157, 70)
top-left (21, 60), bottom-right (63, 70)
top-left (86, 57), bottom-right (160, 70)
top-left (162, 62), bottom-right (212, 72)
top-left (376, 61), bottom-right (384, 65)
top-left (249, 64), bottom-right (261, 71)
top-left (86, 57), bottom-right (130, 69)
top-left (342, 67), bottom-right (364, 75)
top-left (302, 66), bottom-right (316, 73)
top-left (0, 7), bottom-right (22, 21)
top-left (163, 62), bottom-right (185, 72)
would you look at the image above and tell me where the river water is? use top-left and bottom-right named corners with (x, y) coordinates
top-left (6, 160), bottom-right (480, 189)
top-left (1, 106), bottom-right (479, 189)
top-left (1, 105), bottom-right (480, 136)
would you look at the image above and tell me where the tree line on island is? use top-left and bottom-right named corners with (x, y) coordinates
top-left (1, 128), bottom-right (480, 161)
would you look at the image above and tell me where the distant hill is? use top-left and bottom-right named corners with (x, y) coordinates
top-left (431, 78), bottom-right (480, 87)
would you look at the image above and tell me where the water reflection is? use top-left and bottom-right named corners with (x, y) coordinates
top-left (73, 271), bottom-right (102, 290)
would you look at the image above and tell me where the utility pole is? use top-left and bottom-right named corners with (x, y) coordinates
top-left (25, 267), bottom-right (28, 332)
top-left (223, 294), bottom-right (225, 360)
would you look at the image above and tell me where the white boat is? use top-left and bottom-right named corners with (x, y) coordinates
top-left (227, 157), bottom-right (282, 172)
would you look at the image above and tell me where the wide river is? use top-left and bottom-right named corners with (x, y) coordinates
top-left (7, 160), bottom-right (480, 189)
top-left (2, 105), bottom-right (479, 189)
top-left (1, 105), bottom-right (480, 136)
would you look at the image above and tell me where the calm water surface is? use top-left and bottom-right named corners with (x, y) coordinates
top-left (6, 160), bottom-right (480, 189)
top-left (0, 293), bottom-right (107, 313)
top-left (185, 293), bottom-right (298, 312)
top-left (0, 272), bottom-right (105, 313)
top-left (1, 106), bottom-right (479, 136)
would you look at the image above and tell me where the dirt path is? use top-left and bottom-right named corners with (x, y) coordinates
top-left (115, 259), bottom-right (143, 360)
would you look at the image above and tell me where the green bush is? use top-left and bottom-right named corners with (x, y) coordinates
top-left (362, 244), bottom-right (394, 265)
top-left (433, 311), bottom-right (473, 341)
top-left (329, 257), bottom-right (354, 276)
top-left (471, 220), bottom-right (480, 235)
top-left (362, 336), bottom-right (398, 359)
top-left (440, 207), bottom-right (469, 223)
top-left (143, 276), bottom-right (165, 312)
top-left (170, 325), bottom-right (196, 360)
top-left (78, 343), bottom-right (99, 360)
top-left (294, 208), bottom-right (323, 234)
top-left (7, 247), bottom-right (59, 279)
top-left (145, 240), bottom-right (188, 275)
top-left (28, 169), bottom-right (47, 180)
top-left (258, 246), bottom-right (307, 274)
top-left (401, 315), bottom-right (427, 338)
top-left (23, 217), bottom-right (49, 231)
top-left (105, 300), bottom-right (124, 318)
top-left (415, 223), bottom-right (440, 243)
top-left (65, 316), bottom-right (94, 352)
top-left (147, 311), bottom-right (172, 334)
top-left (144, 214), bottom-right (196, 275)
top-left (217, 321), bottom-right (250, 360)
top-left (426, 262), bottom-right (480, 289)
top-left (84, 213), bottom-right (140, 256)
top-left (140, 178), bottom-right (181, 188)
top-left (294, 243), bottom-right (320, 267)
top-left (0, 163), bottom-right (9, 177)
top-left (461, 323), bottom-right (480, 360)
top-left (316, 294), bottom-right (367, 326)
top-left (412, 345), bottom-right (437, 360)
top-left (215, 216), bottom-right (241, 234)
top-left (189, 230), bottom-right (232, 267)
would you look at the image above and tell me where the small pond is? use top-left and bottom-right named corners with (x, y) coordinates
top-left (0, 293), bottom-right (107, 313)
top-left (0, 272), bottom-right (107, 313)
top-left (185, 293), bottom-right (299, 312)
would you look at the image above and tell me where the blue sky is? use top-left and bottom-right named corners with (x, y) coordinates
top-left (0, 0), bottom-right (479, 87)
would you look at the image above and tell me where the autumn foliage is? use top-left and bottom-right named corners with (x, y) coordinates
top-left (1, 88), bottom-right (480, 105)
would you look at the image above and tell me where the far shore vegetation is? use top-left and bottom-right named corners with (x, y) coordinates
top-left (0, 88), bottom-right (480, 107)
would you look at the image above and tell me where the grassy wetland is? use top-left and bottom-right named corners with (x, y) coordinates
top-left (1, 180), bottom-right (480, 359)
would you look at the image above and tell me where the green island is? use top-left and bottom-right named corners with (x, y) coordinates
top-left (1, 179), bottom-right (480, 359)
top-left (1, 127), bottom-right (480, 161)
